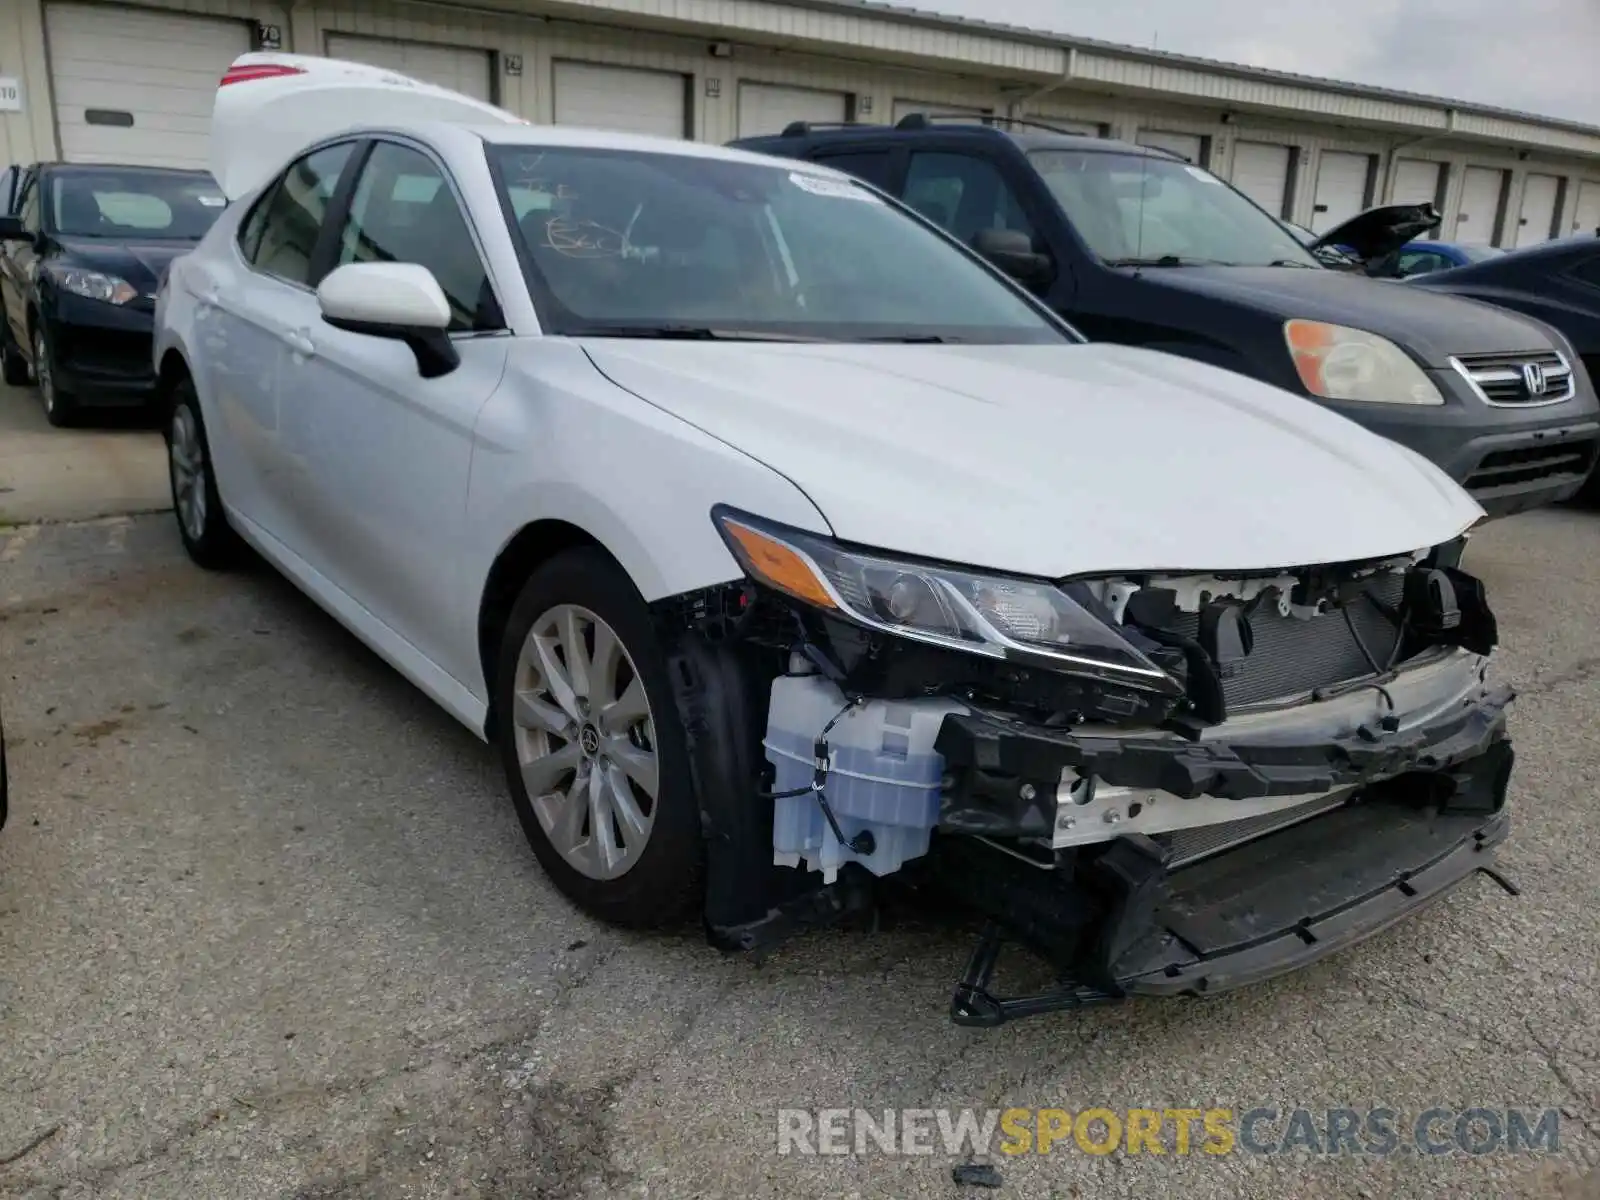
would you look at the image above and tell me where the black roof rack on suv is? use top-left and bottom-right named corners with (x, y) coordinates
top-left (779, 119), bottom-right (869, 137)
top-left (891, 111), bottom-right (1118, 139)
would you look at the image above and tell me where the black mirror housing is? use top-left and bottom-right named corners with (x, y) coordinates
top-left (971, 228), bottom-right (1054, 289)
top-left (0, 215), bottom-right (28, 242)
top-left (321, 313), bottom-right (461, 379)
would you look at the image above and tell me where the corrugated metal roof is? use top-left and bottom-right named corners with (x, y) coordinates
top-left (784, 0), bottom-right (1600, 140)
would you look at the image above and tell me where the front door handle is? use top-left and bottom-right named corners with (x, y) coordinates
top-left (282, 329), bottom-right (315, 357)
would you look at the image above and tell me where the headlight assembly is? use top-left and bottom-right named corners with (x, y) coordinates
top-left (712, 508), bottom-right (1179, 693)
top-left (44, 265), bottom-right (139, 306)
top-left (1285, 319), bottom-right (1444, 405)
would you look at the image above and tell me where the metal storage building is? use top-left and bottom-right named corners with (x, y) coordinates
top-left (3, 0), bottom-right (1599, 244)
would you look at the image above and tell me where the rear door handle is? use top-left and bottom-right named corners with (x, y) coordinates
top-left (282, 329), bottom-right (315, 357)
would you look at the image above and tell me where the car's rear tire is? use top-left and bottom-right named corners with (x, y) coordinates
top-left (33, 324), bottom-right (76, 428)
top-left (494, 548), bottom-right (703, 929)
top-left (165, 376), bottom-right (241, 569)
top-left (0, 323), bottom-right (29, 386)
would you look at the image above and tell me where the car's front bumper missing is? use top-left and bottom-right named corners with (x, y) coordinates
top-left (930, 670), bottom-right (1516, 1025)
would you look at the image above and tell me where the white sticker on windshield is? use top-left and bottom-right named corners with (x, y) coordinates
top-left (1184, 165), bottom-right (1222, 184)
top-left (788, 171), bottom-right (881, 202)
top-left (196, 194), bottom-right (226, 207)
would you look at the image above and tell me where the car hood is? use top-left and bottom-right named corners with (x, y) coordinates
top-left (579, 339), bottom-right (1483, 579)
top-left (1132, 265), bottom-right (1558, 366)
top-left (54, 237), bottom-right (194, 294)
top-left (1311, 202), bottom-right (1442, 260)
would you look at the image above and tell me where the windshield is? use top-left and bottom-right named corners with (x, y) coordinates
top-left (486, 145), bottom-right (1069, 343)
top-left (50, 169), bottom-right (227, 240)
top-left (1029, 150), bottom-right (1320, 268)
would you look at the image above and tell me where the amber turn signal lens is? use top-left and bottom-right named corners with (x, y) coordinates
top-left (720, 520), bottom-right (838, 609)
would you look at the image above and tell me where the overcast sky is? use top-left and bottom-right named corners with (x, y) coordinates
top-left (913, 0), bottom-right (1599, 125)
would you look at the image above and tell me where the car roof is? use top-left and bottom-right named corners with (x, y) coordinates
top-left (731, 118), bottom-right (1163, 159)
top-left (467, 121), bottom-right (842, 169)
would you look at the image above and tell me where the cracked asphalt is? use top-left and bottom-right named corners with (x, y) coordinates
top-left (2, 414), bottom-right (1600, 1197)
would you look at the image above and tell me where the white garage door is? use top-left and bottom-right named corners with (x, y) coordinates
top-left (892, 99), bottom-right (989, 125)
top-left (1515, 173), bottom-right (1561, 248)
top-left (1456, 166), bottom-right (1506, 245)
top-left (44, 3), bottom-right (250, 168)
top-left (1027, 114), bottom-right (1100, 137)
top-left (553, 62), bottom-right (687, 139)
top-left (1230, 141), bottom-right (1292, 216)
top-left (1137, 130), bottom-right (1204, 164)
top-left (325, 34), bottom-right (492, 102)
top-left (1310, 151), bottom-right (1373, 234)
top-left (1391, 158), bottom-right (1443, 206)
top-left (738, 82), bottom-right (846, 138)
top-left (1573, 180), bottom-right (1600, 237)
top-left (1390, 158), bottom-right (1444, 239)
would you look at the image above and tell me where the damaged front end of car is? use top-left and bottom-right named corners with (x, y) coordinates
top-left (650, 507), bottom-right (1518, 1026)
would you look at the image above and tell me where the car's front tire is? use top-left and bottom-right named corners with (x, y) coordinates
top-left (32, 325), bottom-right (75, 427)
top-left (165, 377), bottom-right (240, 569)
top-left (494, 548), bottom-right (703, 928)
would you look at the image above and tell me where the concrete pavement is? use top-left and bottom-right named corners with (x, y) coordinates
top-left (0, 381), bottom-right (169, 526)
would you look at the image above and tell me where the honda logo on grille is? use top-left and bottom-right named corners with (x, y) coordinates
top-left (1523, 362), bottom-right (1548, 396)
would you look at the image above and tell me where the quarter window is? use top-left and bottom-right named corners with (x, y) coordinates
top-left (333, 141), bottom-right (497, 332)
top-left (244, 141), bottom-right (357, 286)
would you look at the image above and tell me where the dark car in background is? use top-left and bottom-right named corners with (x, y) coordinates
top-left (733, 116), bottom-right (1600, 518)
top-left (0, 162), bottom-right (227, 426)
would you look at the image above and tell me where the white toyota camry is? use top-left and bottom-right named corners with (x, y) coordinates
top-left (153, 53), bottom-right (1519, 1025)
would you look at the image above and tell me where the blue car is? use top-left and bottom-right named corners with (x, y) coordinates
top-left (1391, 240), bottom-right (1506, 278)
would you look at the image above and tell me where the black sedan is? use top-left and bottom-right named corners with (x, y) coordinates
top-left (0, 162), bottom-right (227, 426)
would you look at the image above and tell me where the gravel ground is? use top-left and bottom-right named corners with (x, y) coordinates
top-left (1, 503), bottom-right (1598, 1199)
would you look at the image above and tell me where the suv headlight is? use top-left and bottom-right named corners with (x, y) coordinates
top-left (44, 265), bottom-right (138, 306)
top-left (1285, 319), bottom-right (1444, 405)
top-left (713, 508), bottom-right (1179, 693)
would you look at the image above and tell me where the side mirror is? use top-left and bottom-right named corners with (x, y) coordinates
top-left (971, 228), bottom-right (1053, 290)
top-left (316, 261), bottom-right (460, 378)
top-left (0, 215), bottom-right (29, 243)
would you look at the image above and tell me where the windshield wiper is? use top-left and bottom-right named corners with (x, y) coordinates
top-left (565, 325), bottom-right (829, 342)
top-left (1267, 258), bottom-right (1317, 268)
top-left (853, 334), bottom-right (950, 344)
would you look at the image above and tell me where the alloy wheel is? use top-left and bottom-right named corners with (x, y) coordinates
top-left (512, 603), bottom-right (659, 881)
top-left (33, 331), bottom-right (54, 415)
top-left (169, 404), bottom-right (209, 544)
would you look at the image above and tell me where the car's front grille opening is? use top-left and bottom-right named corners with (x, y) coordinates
top-left (1167, 572), bottom-right (1405, 708)
top-left (1465, 439), bottom-right (1599, 492)
top-left (1451, 349), bottom-right (1575, 405)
